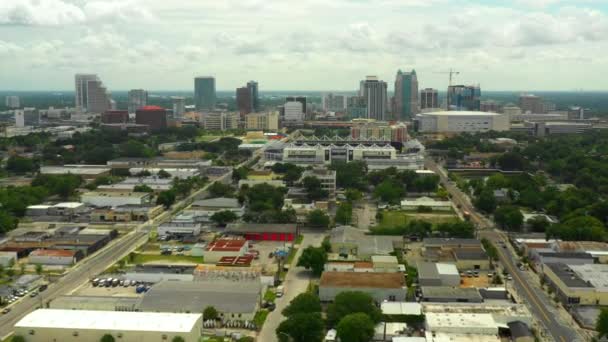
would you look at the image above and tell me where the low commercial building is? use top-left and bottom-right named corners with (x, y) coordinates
top-left (420, 286), bottom-right (483, 303)
top-left (203, 238), bottom-right (248, 263)
top-left (81, 191), bottom-right (152, 207)
top-left (226, 223), bottom-right (297, 241)
top-left (371, 255), bottom-right (400, 273)
top-left (26, 202), bottom-right (87, 217)
top-left (28, 249), bottom-right (82, 266)
top-left (50, 296), bottom-right (140, 312)
top-left (319, 271), bottom-right (407, 302)
top-left (188, 197), bottom-right (244, 223)
top-left (425, 312), bottom-right (498, 336)
top-left (14, 309), bottom-right (203, 342)
top-left (417, 262), bottom-right (460, 286)
top-left (97, 177), bottom-right (173, 192)
top-left (422, 302), bottom-right (532, 327)
top-left (238, 179), bottom-right (286, 188)
top-left (129, 168), bottom-right (201, 179)
top-left (91, 204), bottom-right (164, 222)
top-left (299, 168), bottom-right (337, 195)
top-left (423, 238), bottom-right (482, 261)
top-left (401, 197), bottom-right (452, 211)
top-left (329, 226), bottom-right (401, 259)
top-left (157, 222), bottom-right (202, 237)
top-left (39, 165), bottom-right (111, 179)
top-left (415, 111), bottom-right (510, 133)
top-left (543, 263), bottom-right (608, 305)
top-left (452, 248), bottom-right (490, 270)
top-left (381, 302), bottom-right (422, 316)
top-left (508, 321), bottom-right (534, 342)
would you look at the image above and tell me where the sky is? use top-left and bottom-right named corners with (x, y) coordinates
top-left (0, 0), bottom-right (607, 92)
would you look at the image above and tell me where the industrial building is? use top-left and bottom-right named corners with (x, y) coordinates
top-left (543, 263), bottom-right (608, 305)
top-left (39, 165), bottom-right (111, 179)
top-left (319, 271), bottom-right (407, 302)
top-left (226, 223), bottom-right (297, 241)
top-left (401, 197), bottom-right (452, 211)
top-left (329, 226), bottom-right (402, 259)
top-left (415, 111), bottom-right (509, 133)
top-left (81, 191), bottom-right (152, 207)
top-left (417, 262), bottom-right (460, 286)
top-left (14, 309), bottom-right (203, 342)
top-left (203, 238), bottom-right (248, 263)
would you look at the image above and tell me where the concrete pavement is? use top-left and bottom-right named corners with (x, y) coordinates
top-left (257, 232), bottom-right (326, 342)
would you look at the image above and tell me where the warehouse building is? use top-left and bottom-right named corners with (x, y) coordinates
top-left (543, 263), bottom-right (608, 305)
top-left (417, 261), bottom-right (460, 286)
top-left (28, 249), bottom-right (82, 266)
top-left (425, 312), bottom-right (499, 336)
top-left (226, 223), bottom-right (297, 241)
top-left (452, 248), bottom-right (491, 271)
top-left (14, 309), bottom-right (203, 342)
top-left (81, 191), bottom-right (152, 207)
top-left (319, 271), bottom-right (407, 302)
top-left (39, 165), bottom-right (111, 179)
top-left (203, 238), bottom-right (248, 263)
top-left (420, 286), bottom-right (483, 303)
top-left (415, 111), bottom-right (510, 133)
top-left (329, 226), bottom-right (402, 259)
top-left (157, 222), bottom-right (202, 237)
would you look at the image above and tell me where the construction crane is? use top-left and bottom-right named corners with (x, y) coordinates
top-left (434, 69), bottom-right (460, 86)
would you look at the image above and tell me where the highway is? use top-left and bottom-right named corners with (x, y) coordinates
top-left (426, 158), bottom-right (584, 342)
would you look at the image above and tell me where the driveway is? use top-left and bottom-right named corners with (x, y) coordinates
top-left (257, 232), bottom-right (326, 342)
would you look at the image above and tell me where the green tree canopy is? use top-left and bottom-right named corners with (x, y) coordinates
top-left (276, 312), bottom-right (324, 342)
top-left (297, 246), bottom-right (327, 276)
top-left (327, 291), bottom-right (382, 326)
top-left (494, 205), bottom-right (524, 231)
top-left (156, 190), bottom-right (176, 208)
top-left (282, 293), bottom-right (322, 317)
top-left (373, 179), bottom-right (404, 204)
top-left (100, 334), bottom-right (115, 342)
top-left (301, 176), bottom-right (328, 201)
top-left (6, 156), bottom-right (36, 174)
top-left (474, 190), bottom-right (497, 213)
top-left (203, 306), bottom-right (219, 320)
top-left (208, 182), bottom-right (235, 198)
top-left (133, 184), bottom-right (154, 193)
top-left (335, 202), bottom-right (352, 225)
top-left (157, 169), bottom-right (172, 179)
top-left (547, 216), bottom-right (607, 241)
top-left (336, 313), bottom-right (376, 342)
top-left (597, 308), bottom-right (608, 339)
top-left (11, 336), bottom-right (25, 342)
top-left (306, 209), bottom-right (330, 229)
top-left (330, 161), bottom-right (368, 190)
top-left (210, 210), bottom-right (238, 226)
top-left (172, 337), bottom-right (185, 342)
top-left (345, 188), bottom-right (363, 202)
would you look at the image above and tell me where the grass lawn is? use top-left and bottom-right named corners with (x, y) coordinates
top-left (130, 253), bottom-right (204, 265)
top-left (376, 210), bottom-right (459, 228)
top-left (295, 235), bottom-right (304, 244)
top-left (254, 310), bottom-right (270, 327)
top-left (264, 289), bottom-right (277, 302)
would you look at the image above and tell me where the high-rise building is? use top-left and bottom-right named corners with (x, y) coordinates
top-left (286, 96), bottom-right (307, 114)
top-left (420, 88), bottom-right (439, 110)
top-left (246, 112), bottom-right (279, 131)
top-left (247, 81), bottom-right (259, 112)
top-left (284, 101), bottom-right (304, 123)
top-left (14, 108), bottom-right (39, 127)
top-left (447, 85), bottom-right (481, 111)
top-left (5, 96), bottom-right (20, 109)
top-left (347, 96), bottom-right (367, 119)
top-left (394, 69), bottom-right (418, 120)
top-left (102, 110), bottom-right (128, 124)
top-left (172, 97), bottom-right (185, 119)
top-left (203, 111), bottom-right (238, 131)
top-left (14, 110), bottom-right (24, 127)
top-left (194, 77), bottom-right (216, 110)
top-left (128, 89), bottom-right (148, 113)
top-left (322, 93), bottom-right (347, 112)
top-left (360, 76), bottom-right (388, 121)
top-left (74, 74), bottom-right (112, 113)
top-left (480, 100), bottom-right (499, 113)
top-left (236, 87), bottom-right (253, 115)
top-left (519, 94), bottom-right (544, 114)
top-left (135, 106), bottom-right (167, 131)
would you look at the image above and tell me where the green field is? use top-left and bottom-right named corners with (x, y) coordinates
top-left (130, 253), bottom-right (204, 265)
top-left (377, 210), bottom-right (458, 227)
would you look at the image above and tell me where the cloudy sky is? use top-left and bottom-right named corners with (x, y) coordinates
top-left (1, 0), bottom-right (607, 91)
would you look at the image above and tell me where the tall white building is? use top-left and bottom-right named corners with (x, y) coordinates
top-left (284, 101), bottom-right (304, 123)
top-left (172, 96), bottom-right (185, 118)
top-left (360, 76), bottom-right (388, 121)
top-left (5, 96), bottom-right (20, 108)
top-left (203, 111), bottom-right (239, 131)
top-left (322, 93), bottom-right (347, 112)
top-left (14, 110), bottom-right (24, 127)
top-left (415, 111), bottom-right (509, 133)
top-left (74, 74), bottom-right (112, 113)
top-left (128, 89), bottom-right (148, 113)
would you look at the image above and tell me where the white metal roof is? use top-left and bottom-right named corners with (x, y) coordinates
top-left (418, 111), bottom-right (503, 117)
top-left (381, 302), bottom-right (422, 315)
top-left (426, 313), bottom-right (497, 329)
top-left (436, 263), bottom-right (459, 275)
top-left (15, 309), bottom-right (201, 333)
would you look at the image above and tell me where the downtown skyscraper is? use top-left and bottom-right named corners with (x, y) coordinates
top-left (394, 69), bottom-right (418, 120)
top-left (74, 74), bottom-right (113, 113)
top-left (128, 89), bottom-right (148, 113)
top-left (236, 81), bottom-right (260, 115)
top-left (360, 76), bottom-right (387, 121)
top-left (194, 76), bottom-right (216, 110)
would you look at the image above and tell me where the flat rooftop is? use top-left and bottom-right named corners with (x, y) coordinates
top-left (426, 312), bottom-right (497, 329)
top-left (570, 263), bottom-right (608, 290)
top-left (545, 263), bottom-right (592, 288)
top-left (15, 309), bottom-right (201, 333)
top-left (206, 239), bottom-right (246, 252)
top-left (320, 271), bottom-right (405, 289)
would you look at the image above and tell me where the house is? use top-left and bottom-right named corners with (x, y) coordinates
top-left (417, 262), bottom-right (460, 287)
top-left (28, 249), bottom-right (83, 266)
top-left (226, 223), bottom-right (297, 241)
top-left (401, 197), bottom-right (452, 211)
top-left (203, 238), bottom-right (248, 263)
top-left (329, 226), bottom-right (402, 259)
top-left (157, 222), bottom-right (202, 237)
top-left (319, 271), bottom-right (407, 302)
top-left (81, 191), bottom-right (152, 207)
top-left (14, 309), bottom-right (203, 342)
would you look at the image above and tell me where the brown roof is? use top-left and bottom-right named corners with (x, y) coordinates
top-left (30, 249), bottom-right (77, 257)
top-left (354, 261), bottom-right (373, 269)
top-left (320, 272), bottom-right (405, 289)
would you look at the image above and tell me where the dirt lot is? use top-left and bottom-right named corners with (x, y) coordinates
top-left (460, 274), bottom-right (491, 288)
top-left (249, 241), bottom-right (290, 275)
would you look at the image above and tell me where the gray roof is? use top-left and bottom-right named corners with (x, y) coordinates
top-left (545, 263), bottom-right (592, 288)
top-left (416, 261), bottom-right (440, 280)
top-left (50, 296), bottom-right (140, 311)
top-left (138, 280), bottom-right (261, 314)
top-left (538, 251), bottom-right (593, 260)
top-left (453, 248), bottom-right (488, 260)
top-left (508, 321), bottom-right (533, 338)
top-left (423, 238), bottom-right (481, 248)
top-left (330, 226), bottom-right (401, 256)
top-left (192, 197), bottom-right (240, 209)
top-left (420, 286), bottom-right (483, 301)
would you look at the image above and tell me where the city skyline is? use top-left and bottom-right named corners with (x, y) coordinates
top-left (0, 1), bottom-right (607, 91)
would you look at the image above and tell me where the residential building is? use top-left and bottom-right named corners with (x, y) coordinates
top-left (102, 110), bottom-right (128, 124)
top-left (323, 93), bottom-right (348, 112)
top-left (225, 223), bottom-right (297, 241)
top-left (236, 86), bottom-right (253, 115)
top-left (447, 85), bottom-right (481, 111)
top-left (519, 94), bottom-right (544, 114)
top-left (172, 96), bottom-right (185, 118)
top-left (5, 95), bottom-right (20, 108)
top-left (300, 168), bottom-right (336, 194)
top-left (329, 226), bottom-right (401, 259)
top-left (394, 69), bottom-right (419, 120)
top-left (284, 101), bottom-right (304, 123)
top-left (81, 191), bottom-right (152, 207)
top-left (401, 197), bottom-right (452, 211)
top-left (15, 309), bottom-right (203, 342)
top-left (194, 76), bottom-right (216, 110)
top-left (286, 96), bottom-right (307, 114)
top-left (417, 261), bottom-right (460, 286)
top-left (127, 89), bottom-right (148, 113)
top-left (420, 88), bottom-right (439, 110)
top-left (246, 111), bottom-right (279, 131)
top-left (14, 110), bottom-right (25, 127)
top-left (157, 222), bottom-right (202, 237)
top-left (202, 111), bottom-right (238, 131)
top-left (74, 74), bottom-right (113, 113)
top-left (135, 105), bottom-right (167, 131)
top-left (360, 76), bottom-right (388, 120)
top-left (319, 271), bottom-right (407, 302)
top-left (28, 249), bottom-right (81, 266)
top-left (415, 111), bottom-right (509, 133)
top-left (203, 238), bottom-right (248, 263)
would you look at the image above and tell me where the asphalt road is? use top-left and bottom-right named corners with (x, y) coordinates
top-left (426, 158), bottom-right (584, 342)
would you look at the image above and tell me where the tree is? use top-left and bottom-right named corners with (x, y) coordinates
top-left (100, 334), bottom-right (115, 342)
top-left (345, 188), bottom-right (363, 202)
top-left (0, 210), bottom-right (18, 234)
top-left (210, 210), bottom-right (238, 226)
top-left (528, 215), bottom-right (551, 233)
top-left (597, 308), bottom-right (608, 339)
top-left (336, 313), bottom-right (375, 342)
top-left (306, 210), bottom-right (330, 229)
top-left (276, 312), bottom-right (324, 342)
top-left (282, 293), bottom-right (322, 317)
top-left (156, 190), bottom-right (176, 208)
top-left (327, 291), bottom-right (382, 326)
top-left (120, 140), bottom-right (154, 158)
top-left (547, 216), bottom-right (607, 242)
top-left (232, 166), bottom-right (250, 183)
top-left (208, 182), bottom-right (235, 198)
top-left (335, 202), bottom-right (352, 225)
top-left (35, 264), bottom-right (43, 276)
top-left (6, 156), bottom-right (36, 174)
top-left (330, 161), bottom-right (368, 190)
top-left (301, 176), bottom-right (328, 201)
top-left (474, 190), bottom-right (497, 213)
top-left (494, 152), bottom-right (527, 171)
top-left (11, 336), bottom-right (25, 342)
top-left (297, 246), bottom-right (327, 276)
top-left (19, 263), bottom-right (25, 275)
top-left (133, 184), bottom-right (154, 193)
top-left (494, 205), bottom-right (524, 231)
top-left (203, 306), bottom-right (219, 320)
top-left (157, 169), bottom-right (172, 179)
top-left (172, 337), bottom-right (185, 342)
top-left (373, 179), bottom-right (403, 204)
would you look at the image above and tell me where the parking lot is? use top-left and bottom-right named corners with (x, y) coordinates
top-left (74, 279), bottom-right (145, 297)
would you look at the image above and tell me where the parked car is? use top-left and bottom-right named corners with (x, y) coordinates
top-left (38, 284), bottom-right (48, 292)
top-left (2, 308), bottom-right (11, 314)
